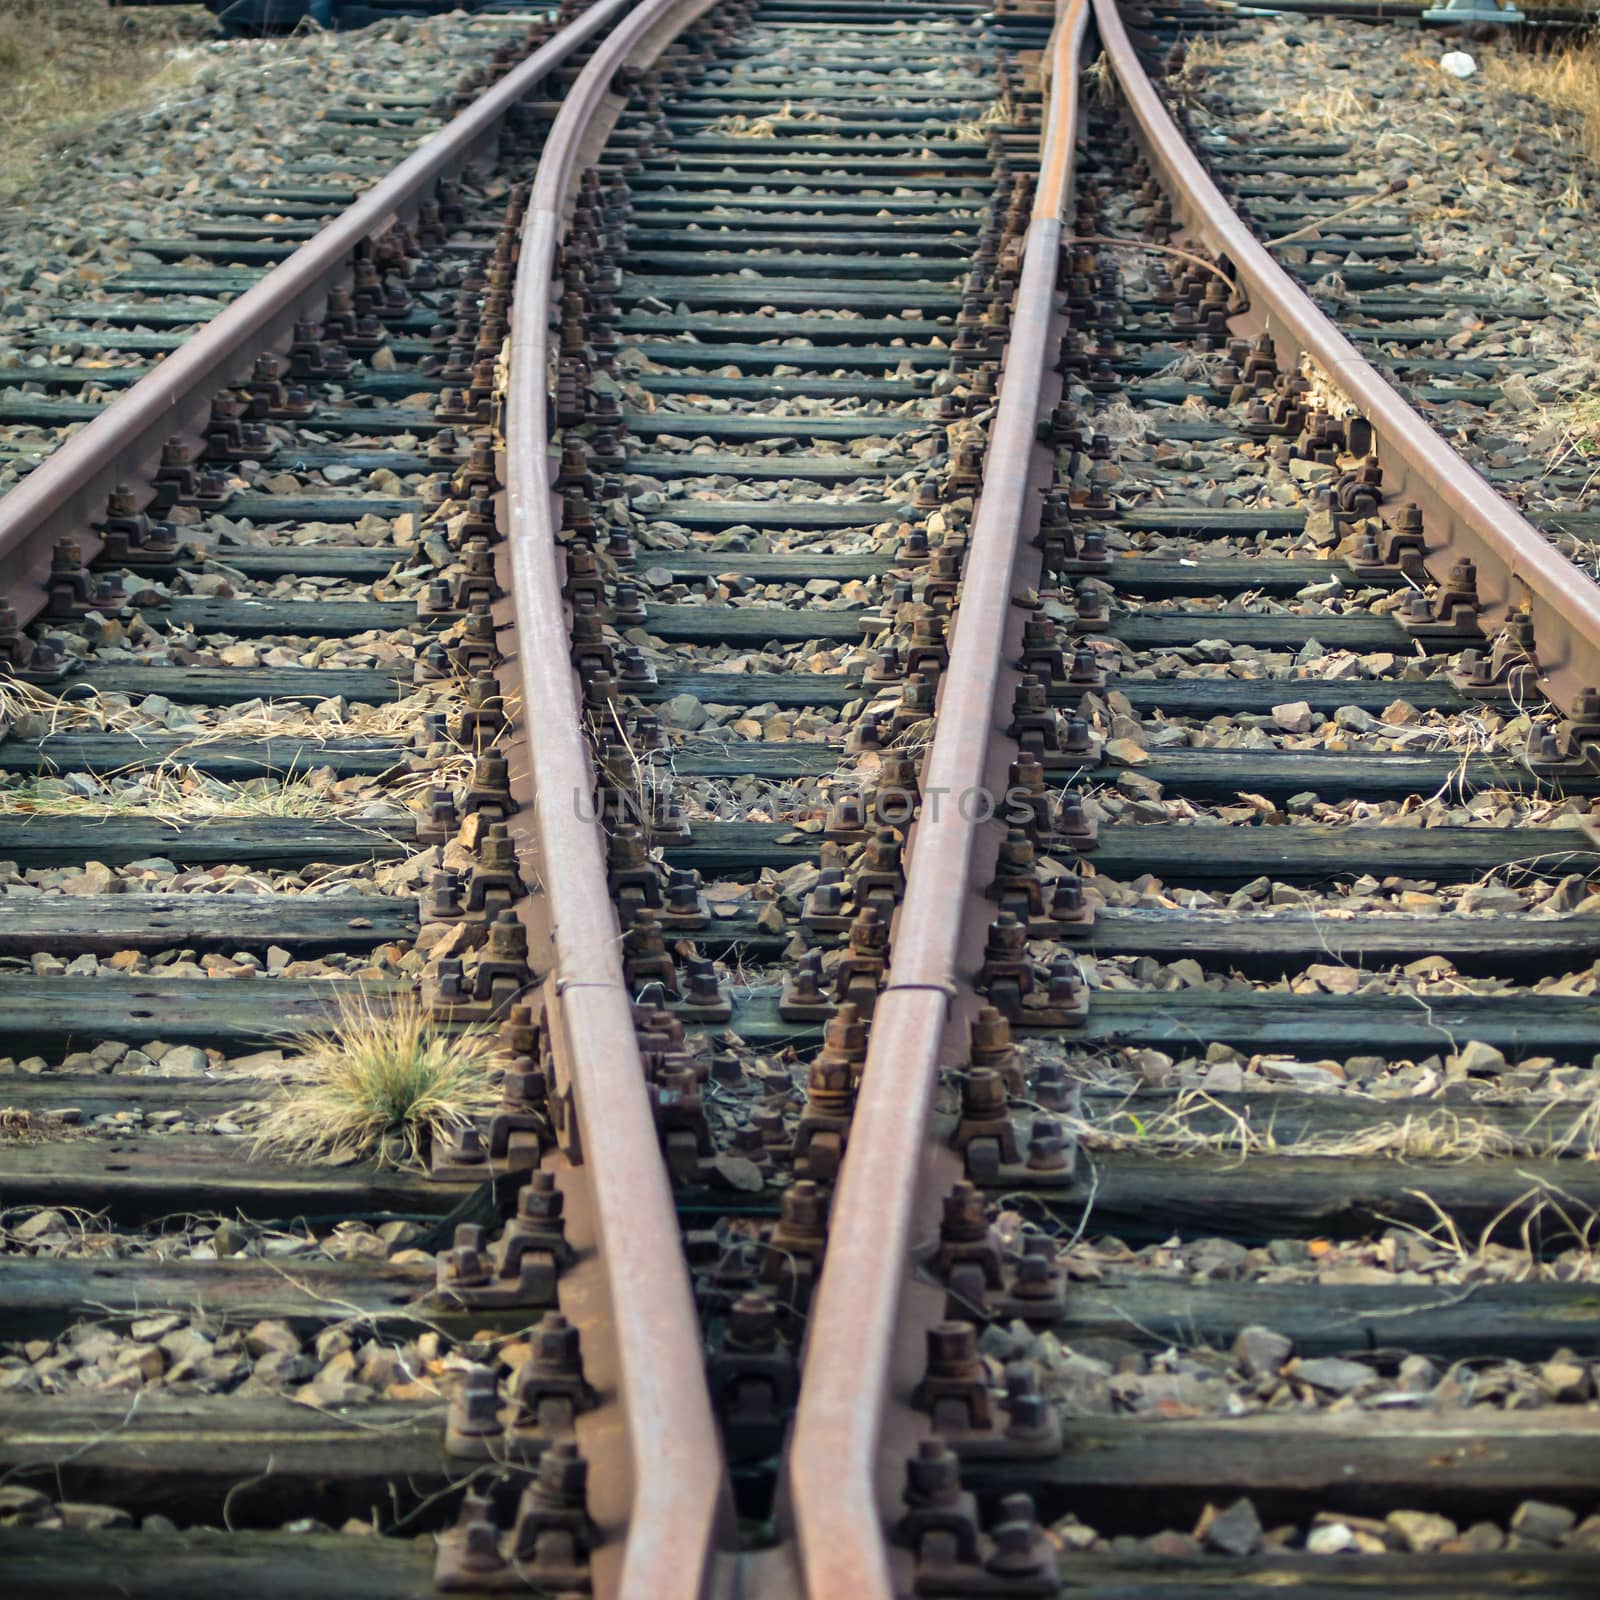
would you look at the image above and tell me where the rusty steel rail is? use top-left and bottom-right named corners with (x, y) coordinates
top-left (788, 0), bottom-right (1600, 1588)
top-left (504, 0), bottom-right (732, 1596)
top-left (0, 0), bottom-right (737, 1589)
top-left (785, 3), bottom-right (1089, 1595)
top-left (1093, 0), bottom-right (1600, 721)
top-left (0, 0), bottom-right (634, 624)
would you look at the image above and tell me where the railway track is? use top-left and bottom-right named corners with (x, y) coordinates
top-left (3, 0), bottom-right (1600, 1595)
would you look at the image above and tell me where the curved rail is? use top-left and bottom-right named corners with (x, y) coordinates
top-left (790, 3), bottom-right (1600, 1587)
top-left (504, 1), bottom-right (730, 1595)
top-left (0, 0), bottom-right (632, 620)
top-left (785, 3), bottom-right (1088, 1594)
top-left (1093, 0), bottom-right (1600, 719)
top-left (0, 0), bottom-right (737, 1589)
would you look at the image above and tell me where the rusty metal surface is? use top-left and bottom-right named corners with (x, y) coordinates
top-left (787, 4), bottom-right (1600, 1589)
top-left (0, 0), bottom-right (735, 1586)
top-left (0, 0), bottom-right (635, 629)
top-left (784, 4), bottom-right (1089, 1595)
top-left (503, 2), bottom-right (731, 1596)
top-left (1092, 0), bottom-right (1600, 720)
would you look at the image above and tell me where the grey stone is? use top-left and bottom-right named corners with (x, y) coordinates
top-left (0, 1486), bottom-right (52, 1524)
top-left (1396, 1354), bottom-right (1439, 1393)
top-left (1231, 1325), bottom-right (1292, 1379)
top-left (130, 1313), bottom-right (184, 1342)
top-left (57, 1503), bottom-right (135, 1531)
top-left (711, 1153), bottom-right (765, 1192)
top-left (157, 1045), bottom-right (210, 1077)
top-left (1333, 705), bottom-right (1381, 734)
top-left (248, 1350), bottom-right (317, 1388)
top-left (1385, 1510), bottom-right (1458, 1552)
top-left (1509, 1501), bottom-right (1577, 1546)
top-left (243, 1319), bottom-right (302, 1360)
top-left (1201, 1497), bottom-right (1262, 1556)
top-left (663, 692), bottom-right (709, 730)
top-left (1291, 1356), bottom-right (1376, 1394)
top-left (1449, 1039), bottom-right (1507, 1078)
top-left (1306, 1522), bottom-right (1355, 1555)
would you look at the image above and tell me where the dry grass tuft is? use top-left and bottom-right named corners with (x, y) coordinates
top-left (700, 100), bottom-right (840, 139)
top-left (1282, 83), bottom-right (1367, 134)
top-left (0, 767), bottom-right (347, 821)
top-left (1543, 391), bottom-right (1600, 459)
top-left (252, 990), bottom-right (499, 1169)
top-left (940, 99), bottom-right (1012, 145)
top-left (1062, 1089), bottom-right (1526, 1164)
top-left (0, 1), bottom-right (210, 200)
top-left (1481, 41), bottom-right (1600, 169)
top-left (1382, 1179), bottom-right (1600, 1280)
top-left (1522, 1093), bottom-right (1600, 1161)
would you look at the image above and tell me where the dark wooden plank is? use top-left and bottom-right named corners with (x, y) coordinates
top-left (42, 302), bottom-right (250, 330)
top-left (260, 404), bottom-right (446, 438)
top-left (0, 976), bottom-right (405, 1052)
top-left (638, 605), bottom-right (1411, 650)
top-left (1052, 1277), bottom-right (1600, 1365)
top-left (0, 367), bottom-right (434, 402)
top-left (0, 817), bottom-right (407, 869)
top-left (622, 278), bottom-right (959, 313)
top-left (620, 337), bottom-right (951, 369)
top-left (626, 173), bottom-right (988, 197)
top-left (215, 493), bottom-right (417, 524)
top-left (724, 989), bottom-right (1600, 1056)
top-left (1131, 747), bottom-right (1590, 801)
top-left (619, 311), bottom-right (951, 342)
top-left (134, 239), bottom-right (317, 263)
top-left (666, 822), bottom-right (1591, 885)
top-left (0, 1080), bottom-right (267, 1118)
top-left (1074, 985), bottom-right (1600, 1053)
top-left (963, 1410), bottom-right (1600, 1530)
top-left (1021, 1151), bottom-right (1600, 1245)
top-left (622, 190), bottom-right (981, 211)
top-left (622, 410), bottom-right (926, 440)
top-left (1084, 823), bottom-right (1597, 886)
top-left (1088, 908), bottom-right (1600, 975)
top-left (4, 1397), bottom-right (1598, 1536)
top-left (207, 546), bottom-right (408, 579)
top-left (653, 541), bottom-right (902, 579)
top-left (107, 269), bottom-right (267, 294)
top-left (628, 251), bottom-right (967, 285)
top-left (644, 152), bottom-right (995, 173)
top-left (163, 598), bottom-right (412, 636)
top-left (630, 226), bottom-right (973, 252)
top-left (3, 1249), bottom-right (1593, 1364)
top-left (0, 894), bottom-right (413, 954)
top-left (0, 734), bottom-right (400, 778)
top-left (634, 372), bottom-right (926, 399)
top-left (666, 135), bottom-right (1000, 158)
top-left (0, 1396), bottom-right (449, 1529)
top-left (0, 393), bottom-right (104, 424)
top-left (659, 740), bottom-right (1571, 799)
top-left (644, 669), bottom-right (1472, 716)
top-left (651, 670), bottom-right (862, 707)
top-left (667, 743), bottom-right (842, 777)
top-left (1105, 613), bottom-right (1411, 650)
top-left (5, 1533), bottom-right (1598, 1600)
top-left (633, 497), bottom-right (908, 527)
top-left (0, 1133), bottom-right (446, 1222)
top-left (1079, 676), bottom-right (1465, 715)
top-left (0, 1257), bottom-right (484, 1341)
top-left (226, 445), bottom-right (433, 471)
top-left (1107, 555), bottom-right (1407, 593)
top-left (72, 665), bottom-right (406, 704)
